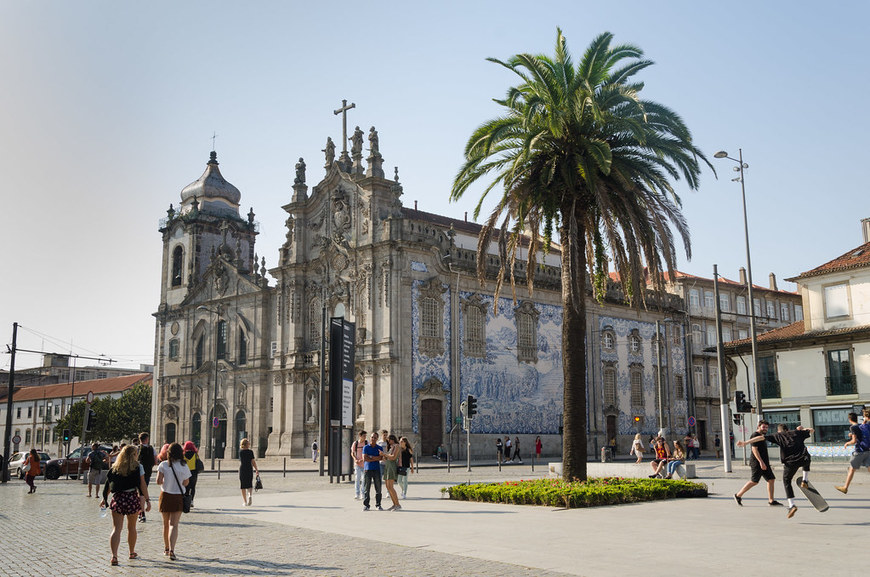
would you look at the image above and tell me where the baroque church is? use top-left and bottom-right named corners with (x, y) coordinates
top-left (151, 114), bottom-right (688, 462)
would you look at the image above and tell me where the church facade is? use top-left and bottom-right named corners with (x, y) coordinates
top-left (151, 121), bottom-right (688, 462)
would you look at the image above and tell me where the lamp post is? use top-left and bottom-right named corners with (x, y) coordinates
top-left (714, 149), bottom-right (763, 421)
top-left (197, 305), bottom-right (222, 469)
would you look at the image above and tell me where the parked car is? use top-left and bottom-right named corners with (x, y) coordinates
top-left (7, 451), bottom-right (51, 479)
top-left (44, 445), bottom-right (112, 480)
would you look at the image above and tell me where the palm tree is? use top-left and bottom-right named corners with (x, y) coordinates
top-left (451, 30), bottom-right (711, 481)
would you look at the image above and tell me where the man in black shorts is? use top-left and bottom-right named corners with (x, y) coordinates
top-left (740, 423), bottom-right (814, 519)
top-left (733, 420), bottom-right (782, 507)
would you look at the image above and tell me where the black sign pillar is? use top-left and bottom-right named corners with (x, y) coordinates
top-left (328, 318), bottom-right (355, 481)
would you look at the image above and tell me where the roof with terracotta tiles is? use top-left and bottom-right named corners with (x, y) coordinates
top-left (720, 320), bottom-right (870, 353)
top-left (4, 373), bottom-right (151, 402)
top-left (610, 269), bottom-right (799, 296)
top-left (787, 241), bottom-right (870, 281)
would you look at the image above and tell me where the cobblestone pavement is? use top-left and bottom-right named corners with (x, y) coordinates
top-left (1, 458), bottom-right (866, 576)
top-left (0, 461), bottom-right (568, 577)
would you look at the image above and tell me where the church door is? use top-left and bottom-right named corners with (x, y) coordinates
top-left (605, 415), bottom-right (617, 446)
top-left (420, 399), bottom-right (442, 456)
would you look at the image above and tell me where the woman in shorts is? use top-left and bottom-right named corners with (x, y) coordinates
top-left (102, 445), bottom-right (150, 566)
top-left (156, 442), bottom-right (190, 560)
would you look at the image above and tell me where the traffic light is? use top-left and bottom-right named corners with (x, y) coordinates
top-left (85, 409), bottom-right (97, 432)
top-left (735, 391), bottom-right (752, 413)
top-left (62, 429), bottom-right (71, 443)
top-left (733, 415), bottom-right (741, 425)
top-left (467, 395), bottom-right (478, 417)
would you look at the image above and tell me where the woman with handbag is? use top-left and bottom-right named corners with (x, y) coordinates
top-left (397, 437), bottom-right (415, 499)
top-left (23, 448), bottom-right (40, 494)
top-left (156, 442), bottom-right (190, 561)
top-left (102, 445), bottom-right (151, 566)
top-left (239, 438), bottom-right (259, 507)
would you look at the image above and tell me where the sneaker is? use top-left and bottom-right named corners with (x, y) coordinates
top-left (363, 506), bottom-right (370, 511)
top-left (800, 480), bottom-right (809, 489)
top-left (787, 505), bottom-right (797, 519)
top-left (393, 505), bottom-right (402, 511)
top-left (354, 495), bottom-right (362, 500)
top-left (768, 500), bottom-right (784, 506)
top-left (835, 485), bottom-right (848, 494)
top-left (376, 505), bottom-right (384, 511)
top-left (386, 505), bottom-right (396, 511)
top-left (401, 492), bottom-right (407, 499)
top-left (733, 494), bottom-right (743, 506)
top-left (247, 496), bottom-right (252, 506)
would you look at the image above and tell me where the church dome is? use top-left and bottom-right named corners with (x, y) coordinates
top-left (180, 151), bottom-right (242, 208)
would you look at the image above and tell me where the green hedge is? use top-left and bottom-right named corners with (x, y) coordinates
top-left (444, 477), bottom-right (708, 508)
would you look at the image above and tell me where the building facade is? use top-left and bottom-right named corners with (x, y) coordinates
top-left (151, 123), bottom-right (690, 462)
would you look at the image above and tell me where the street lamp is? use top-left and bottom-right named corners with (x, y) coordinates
top-left (197, 305), bottom-right (222, 469)
top-left (714, 149), bottom-right (763, 421)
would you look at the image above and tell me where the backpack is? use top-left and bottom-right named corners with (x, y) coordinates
top-left (857, 422), bottom-right (870, 452)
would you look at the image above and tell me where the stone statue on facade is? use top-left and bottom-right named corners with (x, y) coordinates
top-left (294, 157), bottom-right (306, 185)
top-left (350, 126), bottom-right (364, 157)
top-left (323, 137), bottom-right (335, 167)
top-left (368, 126), bottom-right (380, 157)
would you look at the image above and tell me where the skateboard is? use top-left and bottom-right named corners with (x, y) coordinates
top-left (797, 480), bottom-right (829, 512)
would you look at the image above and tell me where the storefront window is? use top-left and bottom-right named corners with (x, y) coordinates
top-left (763, 410), bottom-right (801, 433)
top-left (812, 408), bottom-right (852, 443)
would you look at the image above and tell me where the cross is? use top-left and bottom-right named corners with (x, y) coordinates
top-left (211, 131), bottom-right (218, 150)
top-left (333, 99), bottom-right (356, 154)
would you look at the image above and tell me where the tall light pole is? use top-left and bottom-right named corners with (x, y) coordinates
top-left (714, 149), bottom-right (763, 421)
top-left (197, 305), bottom-right (222, 469)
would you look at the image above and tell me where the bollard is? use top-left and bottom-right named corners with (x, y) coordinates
top-left (283, 457), bottom-right (286, 478)
top-left (217, 459), bottom-right (221, 480)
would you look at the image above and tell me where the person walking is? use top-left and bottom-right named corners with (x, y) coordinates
top-left (383, 434), bottom-right (401, 511)
top-left (739, 424), bottom-right (815, 519)
top-left (362, 431), bottom-right (384, 511)
top-left (311, 439), bottom-right (319, 462)
top-left (397, 436), bottom-right (415, 499)
top-left (137, 432), bottom-right (156, 523)
top-left (714, 434), bottom-right (721, 458)
top-left (733, 420), bottom-right (782, 507)
top-left (87, 442), bottom-right (108, 499)
top-left (23, 448), bottom-right (41, 494)
top-left (102, 445), bottom-right (151, 566)
top-left (351, 430), bottom-right (367, 500)
top-left (535, 436), bottom-right (542, 462)
top-left (496, 438), bottom-right (503, 465)
top-left (513, 436), bottom-right (523, 463)
top-left (182, 441), bottom-right (204, 509)
top-left (504, 437), bottom-right (512, 463)
top-left (156, 442), bottom-right (190, 560)
top-left (630, 433), bottom-right (645, 464)
top-left (238, 438), bottom-right (259, 507)
top-left (836, 409), bottom-right (870, 494)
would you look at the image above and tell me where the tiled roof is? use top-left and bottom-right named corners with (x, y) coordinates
top-left (721, 321), bottom-right (870, 352)
top-left (611, 269), bottom-right (798, 296)
top-left (787, 241), bottom-right (870, 281)
top-left (5, 373), bottom-right (151, 402)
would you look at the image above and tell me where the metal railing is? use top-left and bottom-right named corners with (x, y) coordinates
top-left (826, 374), bottom-right (857, 396)
top-left (760, 379), bottom-right (780, 399)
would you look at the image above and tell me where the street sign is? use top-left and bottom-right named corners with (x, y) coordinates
top-left (687, 416), bottom-right (696, 427)
top-left (11, 434), bottom-right (20, 445)
top-left (86, 390), bottom-right (95, 404)
top-left (212, 417), bottom-right (219, 428)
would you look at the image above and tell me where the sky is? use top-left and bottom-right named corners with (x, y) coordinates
top-left (2, 1), bottom-right (868, 371)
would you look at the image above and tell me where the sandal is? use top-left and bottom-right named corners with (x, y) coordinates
top-left (129, 552), bottom-right (138, 560)
top-left (110, 557), bottom-right (118, 566)
top-left (169, 551), bottom-right (176, 561)
top-left (164, 548), bottom-right (170, 556)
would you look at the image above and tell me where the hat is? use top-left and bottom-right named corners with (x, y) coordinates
top-left (183, 441), bottom-right (197, 453)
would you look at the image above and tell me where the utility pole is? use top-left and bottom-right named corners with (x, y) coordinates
top-left (2, 323), bottom-right (18, 483)
top-left (714, 265), bottom-right (733, 473)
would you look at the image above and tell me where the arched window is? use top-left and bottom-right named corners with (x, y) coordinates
top-left (628, 332), bottom-right (641, 354)
top-left (191, 413), bottom-right (201, 448)
top-left (195, 334), bottom-right (204, 369)
top-left (515, 301), bottom-right (539, 364)
top-left (238, 330), bottom-right (248, 365)
top-left (630, 366), bottom-right (644, 407)
top-left (165, 422), bottom-right (176, 444)
top-left (235, 411), bottom-right (247, 459)
top-left (603, 366), bottom-right (617, 406)
top-left (601, 328), bottom-right (615, 351)
top-left (168, 338), bottom-right (179, 361)
top-left (216, 320), bottom-right (228, 360)
top-left (171, 246), bottom-right (184, 287)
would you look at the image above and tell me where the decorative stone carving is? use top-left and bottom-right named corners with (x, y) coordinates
top-left (192, 386), bottom-right (202, 409)
top-left (237, 384), bottom-right (247, 407)
top-left (306, 388), bottom-right (318, 423)
top-left (323, 137), bottom-right (335, 168)
top-left (294, 158), bottom-right (306, 185)
top-left (283, 216), bottom-right (295, 248)
top-left (356, 384), bottom-right (365, 418)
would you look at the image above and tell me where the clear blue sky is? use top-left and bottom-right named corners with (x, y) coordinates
top-left (2, 1), bottom-right (867, 370)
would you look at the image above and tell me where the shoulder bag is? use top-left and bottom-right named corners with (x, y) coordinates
top-left (169, 462), bottom-right (192, 513)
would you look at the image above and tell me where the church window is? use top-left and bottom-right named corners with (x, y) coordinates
top-left (603, 365), bottom-right (617, 406)
top-left (238, 330), bottom-right (248, 365)
top-left (463, 295), bottom-right (486, 358)
top-left (515, 301), bottom-right (539, 364)
top-left (628, 332), bottom-right (641, 354)
top-left (422, 298), bottom-right (440, 338)
top-left (195, 335), bottom-right (204, 369)
top-left (191, 413), bottom-right (201, 448)
top-left (309, 297), bottom-right (322, 349)
top-left (630, 366), bottom-right (643, 406)
top-left (417, 280), bottom-right (446, 357)
top-left (168, 338), bottom-right (179, 361)
top-left (216, 320), bottom-right (228, 360)
top-left (171, 246), bottom-right (184, 287)
top-left (601, 328), bottom-right (615, 351)
top-left (675, 374), bottom-right (684, 398)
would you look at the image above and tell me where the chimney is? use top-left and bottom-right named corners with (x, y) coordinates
top-left (464, 211), bottom-right (468, 222)
top-left (769, 273), bottom-right (777, 291)
top-left (738, 267), bottom-right (747, 285)
top-left (414, 200), bottom-right (418, 211)
top-left (862, 217), bottom-right (870, 243)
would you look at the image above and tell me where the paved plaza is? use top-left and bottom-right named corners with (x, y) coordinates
top-left (0, 457), bottom-right (865, 576)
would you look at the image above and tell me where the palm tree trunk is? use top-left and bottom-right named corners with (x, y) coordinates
top-left (560, 204), bottom-right (588, 481)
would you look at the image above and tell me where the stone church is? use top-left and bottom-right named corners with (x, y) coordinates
top-left (151, 117), bottom-right (688, 462)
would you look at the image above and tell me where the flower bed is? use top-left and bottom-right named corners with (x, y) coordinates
top-left (443, 477), bottom-right (708, 508)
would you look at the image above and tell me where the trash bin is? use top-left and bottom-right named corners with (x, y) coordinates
top-left (600, 447), bottom-right (612, 463)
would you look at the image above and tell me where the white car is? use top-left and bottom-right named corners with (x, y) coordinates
top-left (7, 451), bottom-right (51, 479)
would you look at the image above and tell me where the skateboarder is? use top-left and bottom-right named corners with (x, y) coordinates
top-left (738, 424), bottom-right (815, 519)
top-left (835, 409), bottom-right (870, 494)
top-left (733, 420), bottom-right (783, 507)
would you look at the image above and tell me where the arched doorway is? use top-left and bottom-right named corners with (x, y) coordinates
top-left (234, 410), bottom-right (247, 459)
top-left (209, 405), bottom-right (228, 460)
top-left (165, 422), bottom-right (177, 444)
top-left (191, 413), bottom-right (202, 449)
top-left (420, 399), bottom-right (443, 457)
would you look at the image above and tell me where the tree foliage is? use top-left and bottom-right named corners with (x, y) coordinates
top-left (451, 30), bottom-right (711, 481)
top-left (54, 383), bottom-right (152, 444)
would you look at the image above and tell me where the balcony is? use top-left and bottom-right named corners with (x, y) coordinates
top-left (826, 374), bottom-right (857, 396)
top-left (760, 379), bottom-right (780, 399)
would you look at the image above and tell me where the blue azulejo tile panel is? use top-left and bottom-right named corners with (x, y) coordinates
top-left (410, 280), bottom-right (451, 433)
